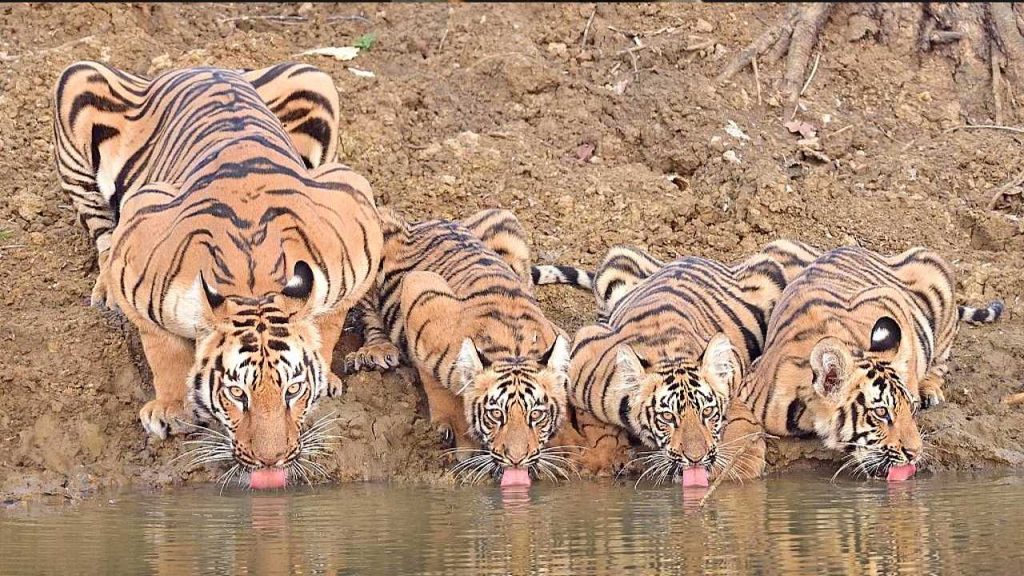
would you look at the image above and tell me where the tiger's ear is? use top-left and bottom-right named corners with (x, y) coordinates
top-left (701, 333), bottom-right (737, 398)
top-left (539, 335), bottom-right (571, 376)
top-left (199, 271), bottom-right (226, 316)
top-left (282, 260), bottom-right (315, 301)
top-left (869, 316), bottom-right (902, 353)
top-left (456, 338), bottom-right (490, 394)
top-left (811, 337), bottom-right (853, 401)
top-left (612, 345), bottom-right (646, 392)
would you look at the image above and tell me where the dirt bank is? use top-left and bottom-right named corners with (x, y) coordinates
top-left (1, 3), bottom-right (1022, 504)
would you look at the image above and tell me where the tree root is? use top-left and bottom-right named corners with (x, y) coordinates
top-left (719, 3), bottom-right (1024, 123)
top-left (716, 3), bottom-right (834, 104)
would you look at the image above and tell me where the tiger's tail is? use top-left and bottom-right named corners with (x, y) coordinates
top-left (958, 300), bottom-right (1004, 324)
top-left (531, 265), bottom-right (594, 291)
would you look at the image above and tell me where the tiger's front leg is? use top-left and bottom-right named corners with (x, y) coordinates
top-left (918, 372), bottom-right (946, 409)
top-left (418, 369), bottom-right (475, 457)
top-left (551, 407), bottom-right (631, 477)
top-left (715, 399), bottom-right (767, 481)
top-left (344, 288), bottom-right (402, 374)
top-left (136, 325), bottom-right (195, 439)
top-left (90, 244), bottom-right (116, 309)
top-left (315, 305), bottom-right (350, 398)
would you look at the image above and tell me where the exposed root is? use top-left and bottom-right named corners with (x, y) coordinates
top-left (716, 4), bottom-right (834, 103)
top-left (720, 3), bottom-right (1023, 122)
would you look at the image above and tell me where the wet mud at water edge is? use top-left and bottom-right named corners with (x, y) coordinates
top-left (1, 3), bottom-right (1024, 503)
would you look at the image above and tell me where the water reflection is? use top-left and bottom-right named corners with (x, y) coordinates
top-left (2, 473), bottom-right (1024, 575)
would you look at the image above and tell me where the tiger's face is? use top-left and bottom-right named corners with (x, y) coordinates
top-left (188, 262), bottom-right (328, 475)
top-left (615, 333), bottom-right (737, 476)
top-left (456, 336), bottom-right (570, 472)
top-left (810, 317), bottom-right (923, 478)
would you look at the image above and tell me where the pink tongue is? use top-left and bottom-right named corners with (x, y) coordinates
top-left (250, 468), bottom-right (288, 490)
top-left (500, 467), bottom-right (532, 488)
top-left (886, 464), bottom-right (917, 483)
top-left (682, 467), bottom-right (709, 488)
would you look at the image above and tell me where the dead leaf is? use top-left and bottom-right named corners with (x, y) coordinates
top-left (784, 119), bottom-right (818, 140)
top-left (296, 46), bottom-right (360, 61)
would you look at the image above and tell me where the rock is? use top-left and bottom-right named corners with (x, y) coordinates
top-left (694, 18), bottom-right (714, 33)
top-left (723, 150), bottom-right (741, 164)
top-left (13, 191), bottom-right (45, 222)
top-left (546, 42), bottom-right (568, 57)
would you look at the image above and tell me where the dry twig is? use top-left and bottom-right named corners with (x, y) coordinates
top-left (581, 6), bottom-right (597, 47)
top-left (698, 432), bottom-right (766, 508)
top-left (943, 124), bottom-right (1024, 135)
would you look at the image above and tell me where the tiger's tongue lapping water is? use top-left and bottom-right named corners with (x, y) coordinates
top-left (886, 464), bottom-right (917, 483)
top-left (250, 468), bottom-right (288, 490)
top-left (682, 467), bottom-right (710, 488)
top-left (500, 468), bottom-right (532, 488)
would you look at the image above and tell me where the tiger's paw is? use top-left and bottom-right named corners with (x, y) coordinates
top-left (437, 423), bottom-right (456, 450)
top-left (326, 373), bottom-right (346, 398)
top-left (920, 377), bottom-right (946, 409)
top-left (343, 342), bottom-right (402, 374)
top-left (89, 275), bottom-right (117, 310)
top-left (140, 399), bottom-right (190, 440)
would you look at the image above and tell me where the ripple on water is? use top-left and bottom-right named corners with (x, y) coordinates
top-left (2, 472), bottom-right (1024, 575)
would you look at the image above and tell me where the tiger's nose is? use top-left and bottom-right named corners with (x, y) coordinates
top-left (682, 446), bottom-right (709, 464)
top-left (256, 449), bottom-right (289, 467)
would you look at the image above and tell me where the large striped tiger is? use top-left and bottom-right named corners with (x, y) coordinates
top-left (54, 61), bottom-right (382, 484)
top-left (737, 246), bottom-right (1003, 480)
top-left (344, 208), bottom-right (570, 486)
top-left (534, 240), bottom-right (819, 485)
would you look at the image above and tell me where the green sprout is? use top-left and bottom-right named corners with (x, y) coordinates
top-left (354, 33), bottom-right (377, 52)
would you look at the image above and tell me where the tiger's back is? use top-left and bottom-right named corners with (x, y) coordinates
top-left (570, 251), bottom-right (791, 426)
top-left (53, 61), bottom-right (384, 467)
top-left (348, 208), bottom-right (573, 481)
top-left (739, 245), bottom-right (960, 437)
top-left (370, 208), bottom-right (555, 364)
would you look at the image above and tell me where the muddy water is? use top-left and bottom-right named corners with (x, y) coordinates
top-left (2, 473), bottom-right (1023, 575)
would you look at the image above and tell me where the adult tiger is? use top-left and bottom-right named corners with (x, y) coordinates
top-left (53, 62), bottom-right (382, 485)
top-left (737, 246), bottom-right (1003, 480)
top-left (345, 208), bottom-right (570, 487)
top-left (533, 240), bottom-right (819, 486)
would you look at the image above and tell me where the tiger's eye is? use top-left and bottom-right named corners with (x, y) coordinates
top-left (873, 407), bottom-right (890, 420)
top-left (530, 409), bottom-right (546, 421)
top-left (286, 382), bottom-right (301, 395)
top-left (489, 408), bottom-right (504, 421)
top-left (228, 386), bottom-right (245, 399)
top-left (659, 411), bottom-right (677, 424)
top-left (702, 406), bottom-right (716, 418)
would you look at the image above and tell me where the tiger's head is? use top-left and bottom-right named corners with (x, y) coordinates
top-left (455, 335), bottom-right (571, 477)
top-left (188, 261), bottom-right (329, 477)
top-left (614, 333), bottom-right (737, 482)
top-left (809, 317), bottom-right (923, 478)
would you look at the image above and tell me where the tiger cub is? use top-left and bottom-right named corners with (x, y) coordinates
top-left (738, 246), bottom-right (1003, 480)
top-left (534, 240), bottom-right (819, 485)
top-left (345, 208), bottom-right (570, 487)
top-left (54, 62), bottom-right (382, 484)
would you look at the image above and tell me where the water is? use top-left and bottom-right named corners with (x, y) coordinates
top-left (3, 473), bottom-right (1024, 575)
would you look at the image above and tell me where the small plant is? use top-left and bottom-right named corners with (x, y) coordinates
top-left (354, 33), bottom-right (377, 52)
top-left (0, 228), bottom-right (11, 243)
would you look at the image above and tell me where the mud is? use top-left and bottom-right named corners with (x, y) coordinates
top-left (1, 3), bottom-right (1022, 504)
